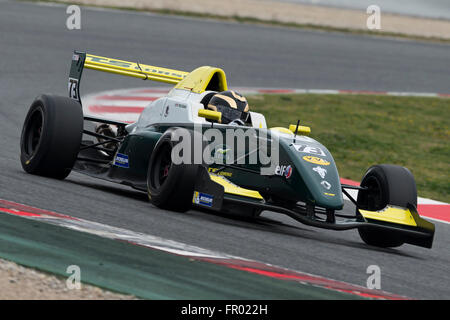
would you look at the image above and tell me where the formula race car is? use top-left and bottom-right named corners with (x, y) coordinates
top-left (20, 51), bottom-right (435, 249)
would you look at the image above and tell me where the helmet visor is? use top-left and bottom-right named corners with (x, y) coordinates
top-left (220, 106), bottom-right (249, 124)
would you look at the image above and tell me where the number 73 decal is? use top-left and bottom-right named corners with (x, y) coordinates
top-left (68, 78), bottom-right (79, 101)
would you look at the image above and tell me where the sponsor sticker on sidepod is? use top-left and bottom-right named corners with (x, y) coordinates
top-left (275, 165), bottom-right (293, 179)
top-left (193, 191), bottom-right (214, 207)
top-left (114, 153), bottom-right (129, 168)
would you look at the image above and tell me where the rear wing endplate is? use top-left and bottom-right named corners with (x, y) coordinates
top-left (68, 51), bottom-right (86, 103)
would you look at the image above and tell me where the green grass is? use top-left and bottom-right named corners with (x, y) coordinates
top-left (248, 94), bottom-right (450, 203)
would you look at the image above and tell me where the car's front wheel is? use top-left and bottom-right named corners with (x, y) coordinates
top-left (147, 129), bottom-right (200, 212)
top-left (356, 164), bottom-right (418, 248)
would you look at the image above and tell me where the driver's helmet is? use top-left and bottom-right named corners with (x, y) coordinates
top-left (207, 90), bottom-right (250, 124)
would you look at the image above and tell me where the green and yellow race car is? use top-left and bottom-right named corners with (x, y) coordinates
top-left (20, 51), bottom-right (435, 250)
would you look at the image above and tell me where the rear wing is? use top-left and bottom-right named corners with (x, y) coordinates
top-left (68, 51), bottom-right (227, 104)
top-left (68, 51), bottom-right (189, 103)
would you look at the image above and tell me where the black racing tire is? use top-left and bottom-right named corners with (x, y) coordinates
top-left (20, 95), bottom-right (83, 179)
top-left (147, 129), bottom-right (200, 212)
top-left (356, 164), bottom-right (417, 248)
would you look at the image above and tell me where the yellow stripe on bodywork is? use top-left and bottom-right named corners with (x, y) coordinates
top-left (83, 54), bottom-right (228, 94)
top-left (84, 54), bottom-right (189, 85)
top-left (209, 174), bottom-right (263, 200)
top-left (270, 127), bottom-right (294, 135)
top-left (359, 205), bottom-right (417, 227)
top-left (174, 66), bottom-right (227, 93)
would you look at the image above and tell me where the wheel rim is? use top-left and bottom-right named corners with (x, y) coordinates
top-left (23, 107), bottom-right (44, 158)
top-left (360, 176), bottom-right (385, 211)
top-left (152, 144), bottom-right (172, 189)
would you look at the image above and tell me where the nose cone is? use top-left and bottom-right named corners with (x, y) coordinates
top-left (283, 136), bottom-right (344, 210)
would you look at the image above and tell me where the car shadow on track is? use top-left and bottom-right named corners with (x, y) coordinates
top-left (65, 176), bottom-right (422, 259)
top-left (67, 175), bottom-right (149, 202)
top-left (186, 208), bottom-right (423, 259)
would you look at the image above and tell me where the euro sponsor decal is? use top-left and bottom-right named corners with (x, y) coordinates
top-left (113, 153), bottom-right (129, 168)
top-left (193, 191), bottom-right (214, 207)
top-left (302, 156), bottom-right (330, 166)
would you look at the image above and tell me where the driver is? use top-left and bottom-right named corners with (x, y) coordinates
top-left (95, 90), bottom-right (251, 146)
top-left (206, 90), bottom-right (250, 125)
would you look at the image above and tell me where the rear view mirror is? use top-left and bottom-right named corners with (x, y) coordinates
top-left (198, 109), bottom-right (222, 122)
top-left (289, 124), bottom-right (311, 135)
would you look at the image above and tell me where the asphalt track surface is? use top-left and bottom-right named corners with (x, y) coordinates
top-left (1, 1), bottom-right (449, 299)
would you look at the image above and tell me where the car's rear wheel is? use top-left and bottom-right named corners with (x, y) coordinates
top-left (20, 95), bottom-right (83, 179)
top-left (147, 130), bottom-right (200, 212)
top-left (356, 164), bottom-right (417, 248)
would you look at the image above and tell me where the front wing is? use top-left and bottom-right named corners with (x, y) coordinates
top-left (193, 167), bottom-right (435, 249)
